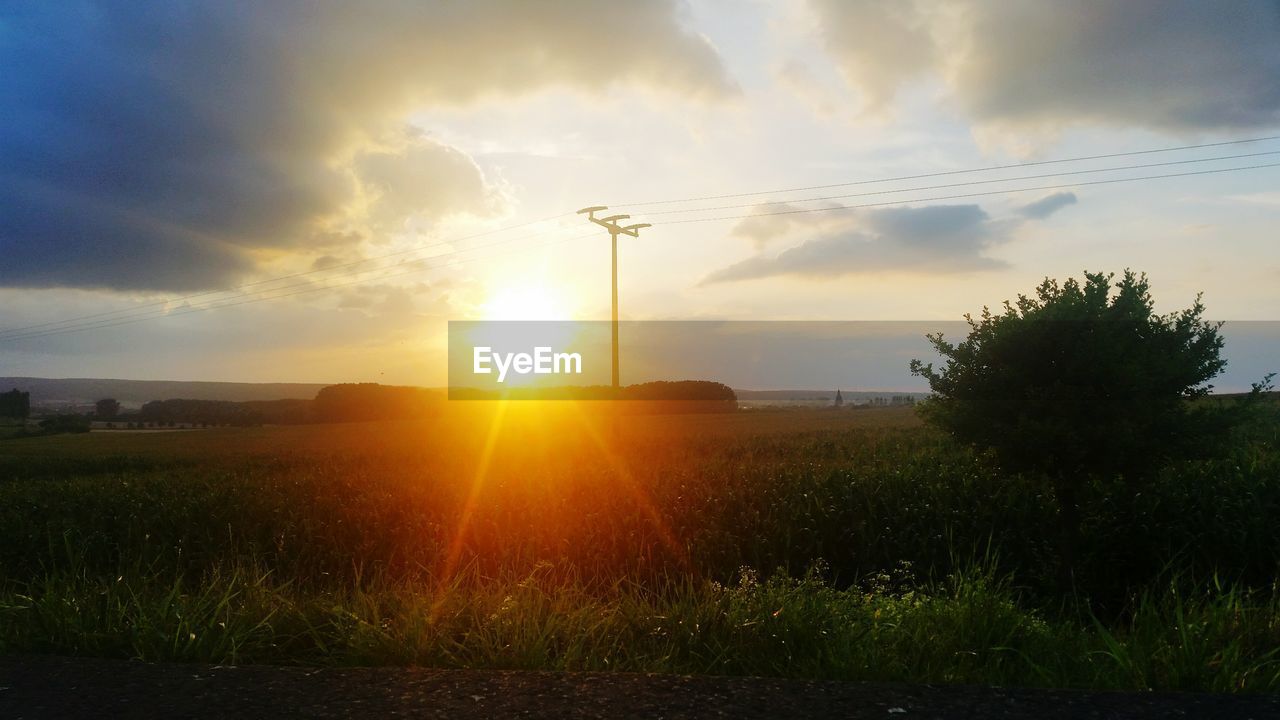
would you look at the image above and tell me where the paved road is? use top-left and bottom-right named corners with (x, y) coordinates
top-left (2, 656), bottom-right (1278, 719)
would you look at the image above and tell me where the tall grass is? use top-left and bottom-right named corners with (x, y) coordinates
top-left (4, 557), bottom-right (1279, 692)
top-left (1, 406), bottom-right (1278, 690)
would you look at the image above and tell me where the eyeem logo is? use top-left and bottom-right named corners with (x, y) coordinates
top-left (473, 346), bottom-right (583, 383)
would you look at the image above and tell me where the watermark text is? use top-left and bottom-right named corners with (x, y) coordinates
top-left (473, 346), bottom-right (583, 383)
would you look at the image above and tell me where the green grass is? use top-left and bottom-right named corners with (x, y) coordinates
top-left (4, 559), bottom-right (1279, 692)
top-left (1, 405), bottom-right (1278, 691)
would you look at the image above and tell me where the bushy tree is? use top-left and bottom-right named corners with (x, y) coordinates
top-left (95, 398), bottom-right (120, 418)
top-left (37, 415), bottom-right (90, 434)
top-left (909, 270), bottom-right (1242, 585)
top-left (0, 389), bottom-right (30, 419)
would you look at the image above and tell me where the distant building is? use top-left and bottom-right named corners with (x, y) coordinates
top-left (834, 389), bottom-right (844, 407)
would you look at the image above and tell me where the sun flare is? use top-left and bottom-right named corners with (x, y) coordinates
top-left (482, 283), bottom-right (571, 321)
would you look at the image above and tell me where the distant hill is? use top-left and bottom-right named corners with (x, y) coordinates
top-left (0, 377), bottom-right (328, 410)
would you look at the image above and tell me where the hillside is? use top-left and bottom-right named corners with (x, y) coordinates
top-left (0, 377), bottom-right (328, 410)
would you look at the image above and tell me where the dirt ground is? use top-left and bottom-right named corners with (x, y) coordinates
top-left (2, 656), bottom-right (1278, 719)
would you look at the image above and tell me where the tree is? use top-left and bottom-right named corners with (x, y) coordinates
top-left (95, 398), bottom-right (120, 419)
top-left (909, 270), bottom-right (1238, 586)
top-left (37, 415), bottom-right (90, 434)
top-left (0, 389), bottom-right (30, 419)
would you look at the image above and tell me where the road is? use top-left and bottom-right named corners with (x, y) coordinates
top-left (2, 656), bottom-right (1277, 719)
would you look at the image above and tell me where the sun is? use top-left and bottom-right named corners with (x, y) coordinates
top-left (482, 283), bottom-right (570, 321)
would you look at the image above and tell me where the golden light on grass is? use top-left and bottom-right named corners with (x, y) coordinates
top-left (567, 402), bottom-right (693, 574)
top-left (431, 399), bottom-right (510, 623)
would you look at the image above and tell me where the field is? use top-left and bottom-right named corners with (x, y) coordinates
top-left (2, 403), bottom-right (1279, 693)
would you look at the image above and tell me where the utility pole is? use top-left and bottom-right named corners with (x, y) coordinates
top-left (577, 206), bottom-right (650, 390)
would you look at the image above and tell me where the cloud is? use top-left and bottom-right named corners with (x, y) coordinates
top-left (807, 1), bottom-right (939, 110)
top-left (727, 203), bottom-right (843, 249)
top-left (1226, 191), bottom-right (1280, 207)
top-left (775, 60), bottom-right (844, 120)
top-left (808, 0), bottom-right (1280, 133)
top-left (352, 133), bottom-right (504, 234)
top-left (0, 1), bottom-right (733, 292)
top-left (1017, 192), bottom-right (1077, 219)
top-left (702, 203), bottom-right (1012, 283)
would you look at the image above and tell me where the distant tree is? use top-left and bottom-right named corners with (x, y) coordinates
top-left (910, 270), bottom-right (1257, 586)
top-left (37, 415), bottom-right (89, 434)
top-left (313, 383), bottom-right (440, 422)
top-left (618, 381), bottom-right (737, 413)
top-left (139, 399), bottom-right (263, 426)
top-left (0, 389), bottom-right (30, 419)
top-left (95, 398), bottom-right (120, 419)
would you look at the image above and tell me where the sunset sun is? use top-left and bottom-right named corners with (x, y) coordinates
top-left (482, 283), bottom-right (571, 321)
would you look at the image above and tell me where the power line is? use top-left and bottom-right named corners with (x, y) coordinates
top-left (614, 134), bottom-right (1280, 207)
top-left (7, 137), bottom-right (1278, 343)
top-left (11, 160), bottom-right (1274, 343)
top-left (660, 161), bottom-right (1280, 225)
top-left (637, 149), bottom-right (1280, 217)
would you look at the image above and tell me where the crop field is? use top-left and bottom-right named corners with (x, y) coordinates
top-left (2, 403), bottom-right (1279, 693)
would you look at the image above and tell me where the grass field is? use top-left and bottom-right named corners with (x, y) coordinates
top-left (2, 403), bottom-right (1279, 692)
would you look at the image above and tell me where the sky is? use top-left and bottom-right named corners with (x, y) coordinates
top-left (1, 0), bottom-right (1278, 389)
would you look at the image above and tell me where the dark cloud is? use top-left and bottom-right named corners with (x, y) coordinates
top-left (809, 0), bottom-right (1280, 133)
top-left (1018, 192), bottom-right (1077, 219)
top-left (0, 1), bottom-right (732, 292)
top-left (702, 204), bottom-right (1010, 284)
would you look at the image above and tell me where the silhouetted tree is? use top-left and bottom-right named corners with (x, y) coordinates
top-left (95, 398), bottom-right (120, 418)
top-left (0, 389), bottom-right (30, 419)
top-left (313, 384), bottom-right (440, 421)
top-left (139, 399), bottom-right (262, 426)
top-left (38, 415), bottom-right (89, 434)
top-left (910, 270), bottom-right (1250, 587)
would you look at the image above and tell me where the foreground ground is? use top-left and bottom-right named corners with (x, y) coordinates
top-left (3, 655), bottom-right (1278, 720)
top-left (1, 403), bottom-right (1278, 695)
